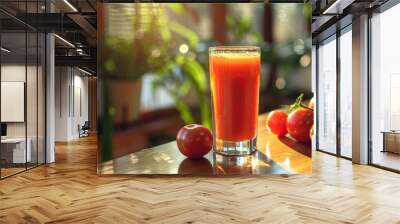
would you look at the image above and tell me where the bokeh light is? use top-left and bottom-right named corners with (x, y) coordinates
top-left (179, 44), bottom-right (189, 54)
top-left (275, 77), bottom-right (286, 90)
top-left (299, 54), bottom-right (311, 67)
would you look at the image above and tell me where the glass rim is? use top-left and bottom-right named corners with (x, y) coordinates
top-left (209, 46), bottom-right (260, 54)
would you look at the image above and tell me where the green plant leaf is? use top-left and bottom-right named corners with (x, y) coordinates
top-left (104, 58), bottom-right (116, 73)
top-left (226, 15), bottom-right (235, 27)
top-left (169, 22), bottom-right (199, 46)
top-left (175, 97), bottom-right (194, 124)
top-left (166, 3), bottom-right (185, 14)
top-left (182, 59), bottom-right (211, 128)
top-left (178, 80), bottom-right (191, 96)
top-left (199, 98), bottom-right (211, 129)
top-left (182, 59), bottom-right (207, 92)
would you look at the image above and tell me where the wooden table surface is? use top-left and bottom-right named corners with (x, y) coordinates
top-left (99, 114), bottom-right (312, 175)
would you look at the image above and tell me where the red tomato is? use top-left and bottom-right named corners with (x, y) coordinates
top-left (267, 110), bottom-right (288, 137)
top-left (308, 97), bottom-right (314, 110)
top-left (176, 124), bottom-right (213, 159)
top-left (287, 108), bottom-right (314, 143)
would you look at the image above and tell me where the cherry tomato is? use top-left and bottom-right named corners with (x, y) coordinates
top-left (176, 124), bottom-right (213, 159)
top-left (308, 97), bottom-right (314, 110)
top-left (267, 110), bottom-right (288, 137)
top-left (287, 108), bottom-right (313, 143)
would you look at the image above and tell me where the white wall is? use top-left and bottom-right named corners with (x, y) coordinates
top-left (1, 65), bottom-right (28, 138)
top-left (1, 65), bottom-right (26, 145)
top-left (55, 67), bottom-right (69, 141)
top-left (54, 67), bottom-right (89, 141)
top-left (71, 73), bottom-right (89, 138)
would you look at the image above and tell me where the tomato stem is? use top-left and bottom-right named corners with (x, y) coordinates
top-left (289, 93), bottom-right (314, 113)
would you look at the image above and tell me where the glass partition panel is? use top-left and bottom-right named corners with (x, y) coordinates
top-left (27, 30), bottom-right (38, 169)
top-left (0, 0), bottom-right (46, 179)
top-left (339, 28), bottom-right (352, 158)
top-left (38, 33), bottom-right (45, 165)
top-left (371, 4), bottom-right (400, 171)
top-left (317, 36), bottom-right (337, 154)
top-left (1, 31), bottom-right (27, 177)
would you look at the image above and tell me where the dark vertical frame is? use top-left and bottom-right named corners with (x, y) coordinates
top-left (0, 20), bottom-right (2, 179)
top-left (25, 0), bottom-right (28, 171)
top-left (68, 71), bottom-right (71, 118)
top-left (72, 68), bottom-right (75, 118)
top-left (315, 44), bottom-right (319, 151)
top-left (367, 10), bottom-right (373, 165)
top-left (36, 0), bottom-right (39, 167)
top-left (44, 0), bottom-right (47, 164)
top-left (336, 26), bottom-right (341, 157)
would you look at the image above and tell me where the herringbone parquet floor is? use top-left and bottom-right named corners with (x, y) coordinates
top-left (1, 136), bottom-right (400, 224)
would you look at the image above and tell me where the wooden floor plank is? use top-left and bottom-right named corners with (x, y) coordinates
top-left (0, 135), bottom-right (399, 223)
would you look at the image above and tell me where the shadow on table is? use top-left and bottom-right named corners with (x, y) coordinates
top-left (278, 136), bottom-right (311, 157)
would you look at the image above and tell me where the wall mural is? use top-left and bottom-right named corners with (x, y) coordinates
top-left (97, 3), bottom-right (312, 175)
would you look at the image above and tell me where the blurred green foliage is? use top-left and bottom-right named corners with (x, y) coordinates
top-left (103, 4), bottom-right (211, 128)
top-left (103, 4), bottom-right (170, 80)
top-left (226, 12), bottom-right (311, 92)
top-left (102, 3), bottom-right (311, 129)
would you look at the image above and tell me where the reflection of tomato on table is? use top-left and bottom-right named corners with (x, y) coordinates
top-left (178, 158), bottom-right (213, 175)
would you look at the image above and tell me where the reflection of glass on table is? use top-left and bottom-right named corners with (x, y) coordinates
top-left (99, 141), bottom-right (289, 176)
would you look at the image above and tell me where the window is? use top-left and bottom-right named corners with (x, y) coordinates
top-left (339, 28), bottom-right (352, 158)
top-left (317, 36), bottom-right (337, 154)
top-left (370, 3), bottom-right (400, 171)
top-left (0, 1), bottom-right (47, 179)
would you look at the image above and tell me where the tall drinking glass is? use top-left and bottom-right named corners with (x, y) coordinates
top-left (209, 46), bottom-right (260, 156)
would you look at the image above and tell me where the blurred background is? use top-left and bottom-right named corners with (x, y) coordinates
top-left (99, 3), bottom-right (312, 162)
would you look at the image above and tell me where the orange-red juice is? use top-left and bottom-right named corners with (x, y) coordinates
top-left (209, 51), bottom-right (260, 142)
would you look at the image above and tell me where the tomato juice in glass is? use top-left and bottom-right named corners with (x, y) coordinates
top-left (209, 46), bottom-right (260, 156)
